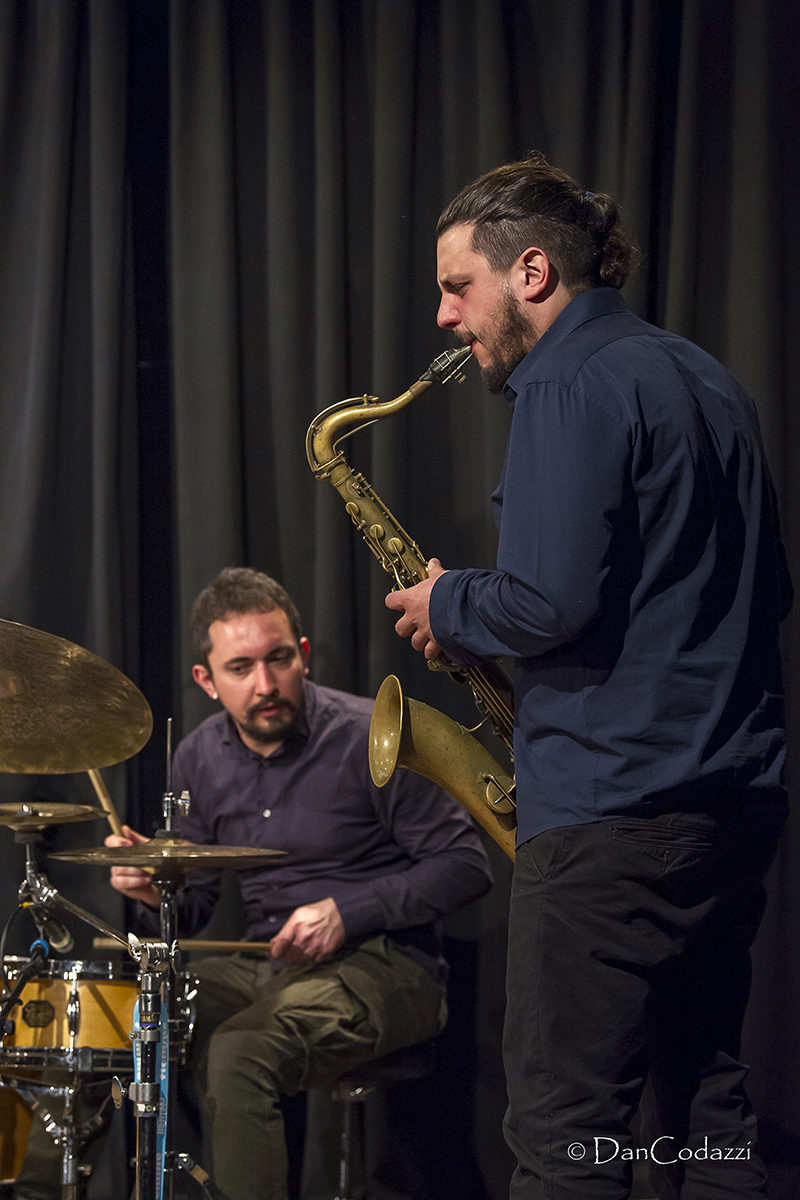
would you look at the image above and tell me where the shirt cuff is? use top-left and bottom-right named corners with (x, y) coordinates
top-left (336, 892), bottom-right (385, 941)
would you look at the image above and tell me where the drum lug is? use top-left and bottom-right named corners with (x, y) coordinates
top-left (66, 969), bottom-right (81, 1047)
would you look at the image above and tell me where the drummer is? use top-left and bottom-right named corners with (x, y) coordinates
top-left (107, 568), bottom-right (491, 1200)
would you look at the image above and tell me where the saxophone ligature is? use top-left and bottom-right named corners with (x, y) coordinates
top-left (305, 348), bottom-right (517, 859)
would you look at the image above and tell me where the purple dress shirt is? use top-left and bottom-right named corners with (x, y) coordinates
top-left (137, 680), bottom-right (492, 975)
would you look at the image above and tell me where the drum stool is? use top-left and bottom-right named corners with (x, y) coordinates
top-left (329, 1039), bottom-right (437, 1200)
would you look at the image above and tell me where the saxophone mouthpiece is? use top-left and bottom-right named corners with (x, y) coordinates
top-left (421, 345), bottom-right (473, 386)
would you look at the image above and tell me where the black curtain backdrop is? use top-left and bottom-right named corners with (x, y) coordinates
top-left (2, 2), bottom-right (800, 1197)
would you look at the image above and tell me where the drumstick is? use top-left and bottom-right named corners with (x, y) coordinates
top-left (86, 768), bottom-right (124, 837)
top-left (92, 937), bottom-right (274, 954)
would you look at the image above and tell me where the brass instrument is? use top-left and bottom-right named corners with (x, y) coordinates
top-left (371, 675), bottom-right (516, 859)
top-left (306, 348), bottom-right (517, 860)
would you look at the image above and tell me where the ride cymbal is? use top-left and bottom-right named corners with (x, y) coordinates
top-left (51, 837), bottom-right (284, 872)
top-left (0, 619), bottom-right (152, 774)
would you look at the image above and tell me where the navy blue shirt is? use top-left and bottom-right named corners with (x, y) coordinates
top-left (430, 289), bottom-right (792, 846)
top-left (138, 680), bottom-right (491, 972)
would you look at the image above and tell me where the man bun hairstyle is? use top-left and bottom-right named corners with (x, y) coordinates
top-left (437, 153), bottom-right (641, 294)
top-left (191, 567), bottom-right (303, 665)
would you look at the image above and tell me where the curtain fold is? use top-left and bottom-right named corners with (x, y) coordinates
top-left (170, 0), bottom-right (244, 732)
top-left (0, 0), bottom-right (132, 964)
top-left (0, 0), bottom-right (81, 628)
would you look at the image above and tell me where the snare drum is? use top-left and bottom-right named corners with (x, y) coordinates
top-left (0, 959), bottom-right (138, 1075)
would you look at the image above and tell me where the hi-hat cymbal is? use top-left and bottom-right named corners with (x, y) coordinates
top-left (0, 802), bottom-right (107, 831)
top-left (0, 619), bottom-right (153, 774)
top-left (51, 837), bottom-right (285, 872)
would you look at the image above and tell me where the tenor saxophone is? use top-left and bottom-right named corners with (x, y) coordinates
top-left (305, 347), bottom-right (517, 859)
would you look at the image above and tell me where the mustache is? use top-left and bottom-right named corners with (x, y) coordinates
top-left (246, 695), bottom-right (297, 722)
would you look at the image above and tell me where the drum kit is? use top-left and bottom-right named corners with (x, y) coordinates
top-left (0, 619), bottom-right (281, 1200)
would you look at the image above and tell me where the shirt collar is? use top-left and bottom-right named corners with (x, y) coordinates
top-left (503, 287), bottom-right (630, 404)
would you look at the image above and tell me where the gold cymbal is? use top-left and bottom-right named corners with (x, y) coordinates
top-left (51, 837), bottom-right (285, 871)
top-left (0, 802), bottom-right (107, 831)
top-left (0, 619), bottom-right (153, 774)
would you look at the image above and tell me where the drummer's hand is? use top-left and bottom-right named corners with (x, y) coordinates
top-left (106, 825), bottom-right (160, 909)
top-left (271, 898), bottom-right (345, 966)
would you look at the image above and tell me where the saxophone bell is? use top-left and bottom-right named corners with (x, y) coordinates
top-left (370, 675), bottom-right (517, 861)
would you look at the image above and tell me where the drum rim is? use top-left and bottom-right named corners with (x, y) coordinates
top-left (2, 958), bottom-right (139, 980)
top-left (0, 1045), bottom-right (134, 1071)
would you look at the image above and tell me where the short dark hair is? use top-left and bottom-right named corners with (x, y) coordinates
top-left (437, 153), bottom-right (640, 294)
top-left (190, 568), bottom-right (303, 664)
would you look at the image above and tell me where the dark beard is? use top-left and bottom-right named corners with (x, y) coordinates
top-left (480, 289), bottom-right (537, 394)
top-left (238, 699), bottom-right (302, 746)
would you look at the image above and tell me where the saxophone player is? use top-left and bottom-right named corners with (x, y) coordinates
top-left (388, 155), bottom-right (791, 1200)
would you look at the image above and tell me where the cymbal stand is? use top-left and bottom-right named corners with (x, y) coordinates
top-left (147, 722), bottom-right (193, 1200)
top-left (120, 936), bottom-right (172, 1200)
top-left (152, 719), bottom-right (190, 1109)
top-left (7, 838), bottom-right (175, 1200)
top-left (145, 865), bottom-right (182, 1200)
top-left (151, 721), bottom-right (190, 1034)
top-left (18, 832), bottom-right (131, 952)
top-left (114, 721), bottom-right (216, 1200)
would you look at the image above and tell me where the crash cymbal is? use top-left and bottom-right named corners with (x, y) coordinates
top-left (0, 619), bottom-right (152, 774)
top-left (0, 802), bottom-right (107, 831)
top-left (51, 837), bottom-right (285, 871)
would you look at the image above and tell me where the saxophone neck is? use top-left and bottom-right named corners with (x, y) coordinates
top-left (306, 379), bottom-right (431, 477)
top-left (305, 346), bottom-right (472, 477)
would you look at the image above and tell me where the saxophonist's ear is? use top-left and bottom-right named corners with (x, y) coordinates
top-left (299, 637), bottom-right (311, 675)
top-left (517, 247), bottom-right (551, 299)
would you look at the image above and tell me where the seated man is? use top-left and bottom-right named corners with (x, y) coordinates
top-left (109, 567), bottom-right (493, 1200)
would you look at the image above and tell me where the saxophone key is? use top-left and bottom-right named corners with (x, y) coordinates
top-left (483, 774), bottom-right (516, 814)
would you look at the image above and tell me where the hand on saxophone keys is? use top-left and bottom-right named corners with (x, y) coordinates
top-left (386, 558), bottom-right (449, 660)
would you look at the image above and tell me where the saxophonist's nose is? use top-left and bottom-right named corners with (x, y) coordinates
top-left (437, 295), bottom-right (460, 329)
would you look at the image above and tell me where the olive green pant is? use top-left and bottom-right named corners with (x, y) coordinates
top-left (189, 937), bottom-right (447, 1200)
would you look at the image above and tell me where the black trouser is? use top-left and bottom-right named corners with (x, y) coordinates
top-left (503, 805), bottom-right (785, 1199)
